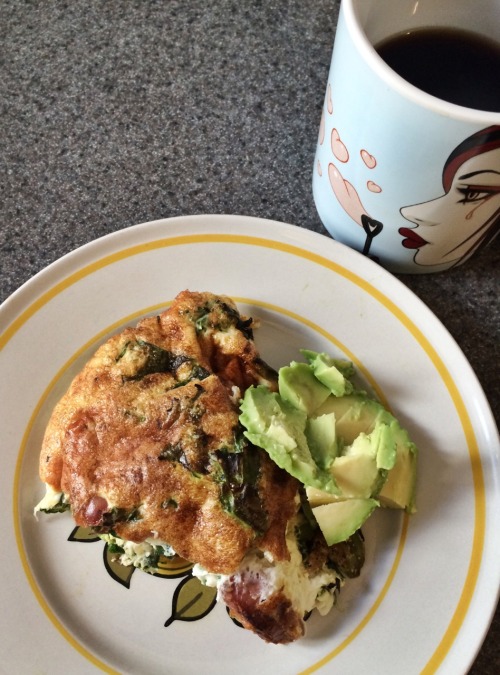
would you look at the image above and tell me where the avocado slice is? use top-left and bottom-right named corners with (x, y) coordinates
top-left (240, 350), bottom-right (418, 545)
top-left (305, 412), bottom-right (339, 469)
top-left (305, 485), bottom-right (339, 507)
top-left (331, 454), bottom-right (383, 499)
top-left (373, 422), bottom-right (398, 470)
top-left (305, 419), bottom-right (396, 504)
top-left (312, 498), bottom-right (378, 546)
top-left (317, 393), bottom-right (416, 511)
top-left (301, 350), bottom-right (355, 397)
top-left (240, 385), bottom-right (339, 495)
top-left (315, 393), bottom-right (397, 445)
top-left (278, 361), bottom-right (330, 415)
top-left (378, 429), bottom-right (417, 513)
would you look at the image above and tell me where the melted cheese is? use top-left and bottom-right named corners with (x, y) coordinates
top-left (33, 484), bottom-right (68, 515)
top-left (99, 533), bottom-right (175, 571)
top-left (192, 523), bottom-right (342, 618)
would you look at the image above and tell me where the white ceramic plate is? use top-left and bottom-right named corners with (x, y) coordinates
top-left (1, 215), bottom-right (499, 675)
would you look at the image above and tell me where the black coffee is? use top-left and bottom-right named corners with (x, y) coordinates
top-left (375, 28), bottom-right (500, 112)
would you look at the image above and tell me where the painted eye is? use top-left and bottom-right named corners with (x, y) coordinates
top-left (457, 187), bottom-right (497, 204)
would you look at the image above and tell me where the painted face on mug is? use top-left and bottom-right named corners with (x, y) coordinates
top-left (399, 147), bottom-right (500, 267)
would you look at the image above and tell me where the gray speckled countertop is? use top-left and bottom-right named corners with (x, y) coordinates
top-left (1, 1), bottom-right (499, 672)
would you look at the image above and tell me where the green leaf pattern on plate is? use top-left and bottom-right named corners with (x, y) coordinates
top-left (152, 554), bottom-right (194, 579)
top-left (68, 525), bottom-right (101, 542)
top-left (103, 543), bottom-right (136, 588)
top-left (164, 575), bottom-right (217, 627)
top-left (68, 527), bottom-right (222, 628)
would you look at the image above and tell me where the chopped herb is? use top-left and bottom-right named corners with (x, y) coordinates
top-left (107, 542), bottom-right (125, 554)
top-left (116, 340), bottom-right (133, 360)
top-left (38, 493), bottom-right (71, 514)
top-left (191, 299), bottom-right (255, 339)
top-left (294, 490), bottom-right (320, 561)
top-left (39, 502), bottom-right (71, 514)
top-left (118, 338), bottom-right (211, 386)
top-left (145, 548), bottom-right (161, 568)
top-left (210, 436), bottom-right (266, 533)
top-left (158, 441), bottom-right (207, 476)
top-left (195, 309), bottom-right (211, 332)
top-left (326, 530), bottom-right (365, 579)
top-left (219, 301), bottom-right (254, 339)
top-left (118, 340), bottom-right (191, 381)
top-left (95, 506), bottom-right (143, 532)
top-left (190, 365), bottom-right (211, 381)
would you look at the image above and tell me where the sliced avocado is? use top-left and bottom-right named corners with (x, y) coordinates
top-left (305, 485), bottom-right (339, 507)
top-left (240, 385), bottom-right (339, 495)
top-left (312, 498), bottom-right (378, 545)
top-left (316, 419), bottom-right (397, 499)
top-left (278, 361), bottom-right (330, 415)
top-left (240, 351), bottom-right (418, 519)
top-left (240, 384), bottom-right (307, 446)
top-left (315, 393), bottom-right (394, 444)
top-left (305, 412), bottom-right (338, 469)
top-left (301, 350), bottom-right (355, 379)
top-left (378, 430), bottom-right (417, 513)
top-left (342, 418), bottom-right (397, 471)
top-left (301, 350), bottom-right (354, 397)
top-left (373, 421), bottom-right (398, 470)
top-left (331, 453), bottom-right (382, 499)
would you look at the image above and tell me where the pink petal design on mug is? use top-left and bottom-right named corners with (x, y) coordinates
top-left (319, 109), bottom-right (325, 145)
top-left (360, 149), bottom-right (377, 169)
top-left (328, 162), bottom-right (368, 226)
top-left (327, 83), bottom-right (333, 114)
top-left (367, 181), bottom-right (382, 193)
top-left (331, 129), bottom-right (349, 163)
top-left (317, 159), bottom-right (323, 176)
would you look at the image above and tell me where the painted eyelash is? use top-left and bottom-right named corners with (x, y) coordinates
top-left (457, 186), bottom-right (500, 204)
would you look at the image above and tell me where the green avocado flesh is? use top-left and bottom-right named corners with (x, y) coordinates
top-left (239, 350), bottom-right (418, 544)
top-left (240, 385), bottom-right (339, 495)
top-left (301, 349), bottom-right (355, 397)
top-left (279, 362), bottom-right (330, 415)
top-left (312, 498), bottom-right (379, 545)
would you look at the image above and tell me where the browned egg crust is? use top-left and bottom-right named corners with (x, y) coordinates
top-left (220, 575), bottom-right (305, 644)
top-left (40, 290), bottom-right (299, 574)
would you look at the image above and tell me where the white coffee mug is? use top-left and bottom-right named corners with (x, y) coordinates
top-left (313, 0), bottom-right (500, 273)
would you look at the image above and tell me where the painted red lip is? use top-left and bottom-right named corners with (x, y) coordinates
top-left (399, 227), bottom-right (428, 249)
